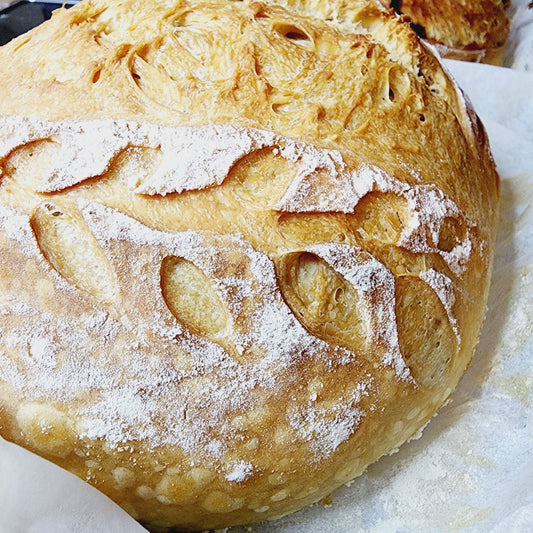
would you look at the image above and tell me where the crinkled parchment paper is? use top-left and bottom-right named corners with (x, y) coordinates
top-left (1, 3), bottom-right (532, 533)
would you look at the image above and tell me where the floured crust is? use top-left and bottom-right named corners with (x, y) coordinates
top-left (0, 0), bottom-right (499, 531)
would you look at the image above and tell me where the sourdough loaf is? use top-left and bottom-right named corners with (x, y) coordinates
top-left (379, 0), bottom-right (510, 63)
top-left (0, 0), bottom-right (499, 530)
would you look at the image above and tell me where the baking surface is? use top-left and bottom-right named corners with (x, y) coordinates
top-left (0, 1), bottom-right (532, 532)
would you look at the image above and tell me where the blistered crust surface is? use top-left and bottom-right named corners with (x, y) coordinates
top-left (0, 0), bottom-right (499, 531)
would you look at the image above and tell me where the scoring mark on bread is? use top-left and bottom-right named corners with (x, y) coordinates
top-left (161, 255), bottom-right (233, 352)
top-left (276, 243), bottom-right (410, 378)
top-left (30, 201), bottom-right (119, 304)
top-left (277, 213), bottom-right (350, 246)
top-left (276, 251), bottom-right (370, 355)
top-left (0, 138), bottom-right (61, 191)
top-left (395, 275), bottom-right (458, 387)
top-left (228, 147), bottom-right (295, 209)
top-left (350, 191), bottom-right (411, 245)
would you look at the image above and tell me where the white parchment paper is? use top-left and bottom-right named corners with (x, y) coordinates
top-left (0, 5), bottom-right (532, 533)
top-left (0, 437), bottom-right (147, 533)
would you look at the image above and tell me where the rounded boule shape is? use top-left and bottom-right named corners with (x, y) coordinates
top-left (0, 0), bottom-right (499, 530)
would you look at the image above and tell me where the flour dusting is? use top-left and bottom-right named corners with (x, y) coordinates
top-left (0, 114), bottom-right (473, 470)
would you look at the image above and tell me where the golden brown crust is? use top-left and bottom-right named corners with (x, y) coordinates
top-left (378, 0), bottom-right (510, 63)
top-left (0, 0), bottom-right (499, 530)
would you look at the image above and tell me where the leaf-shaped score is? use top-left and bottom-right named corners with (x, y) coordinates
top-left (160, 256), bottom-right (230, 343)
top-left (229, 147), bottom-right (295, 209)
top-left (276, 251), bottom-right (370, 354)
top-left (351, 191), bottom-right (411, 245)
top-left (437, 216), bottom-right (467, 253)
top-left (395, 276), bottom-right (457, 388)
top-left (30, 202), bottom-right (119, 304)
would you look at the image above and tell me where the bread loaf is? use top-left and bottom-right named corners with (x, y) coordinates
top-left (0, 0), bottom-right (499, 530)
top-left (379, 0), bottom-right (510, 63)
